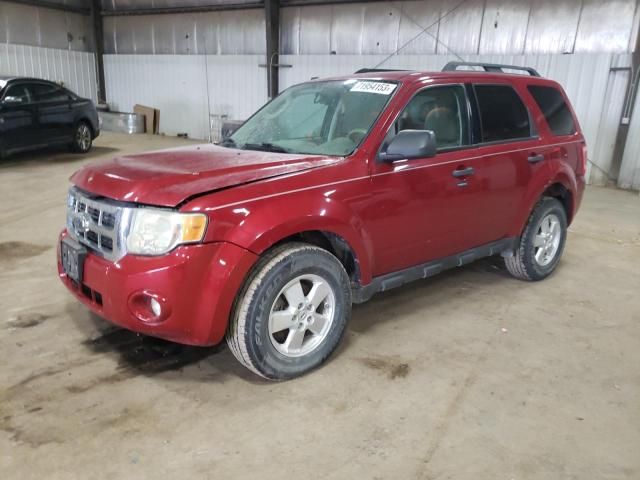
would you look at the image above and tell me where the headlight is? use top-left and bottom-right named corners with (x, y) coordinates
top-left (126, 209), bottom-right (208, 256)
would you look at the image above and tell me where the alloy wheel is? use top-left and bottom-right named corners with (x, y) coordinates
top-left (268, 273), bottom-right (336, 357)
top-left (533, 213), bottom-right (562, 266)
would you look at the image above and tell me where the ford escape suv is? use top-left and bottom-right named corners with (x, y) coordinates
top-left (58, 62), bottom-right (586, 379)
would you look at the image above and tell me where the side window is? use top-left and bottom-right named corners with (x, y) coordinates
top-left (3, 84), bottom-right (31, 103)
top-left (389, 85), bottom-right (469, 150)
top-left (474, 84), bottom-right (531, 143)
top-left (527, 85), bottom-right (576, 136)
top-left (31, 83), bottom-right (70, 103)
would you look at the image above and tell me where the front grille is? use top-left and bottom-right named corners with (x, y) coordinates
top-left (66, 187), bottom-right (129, 262)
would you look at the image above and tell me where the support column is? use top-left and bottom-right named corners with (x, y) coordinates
top-left (91, 0), bottom-right (106, 104)
top-left (265, 0), bottom-right (280, 99)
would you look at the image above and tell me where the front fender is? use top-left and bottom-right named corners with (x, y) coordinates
top-left (200, 194), bottom-right (375, 285)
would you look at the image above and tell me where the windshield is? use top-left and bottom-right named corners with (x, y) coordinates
top-left (227, 79), bottom-right (397, 156)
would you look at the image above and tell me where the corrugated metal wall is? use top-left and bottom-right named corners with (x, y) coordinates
top-left (104, 54), bottom-right (266, 139)
top-left (618, 91), bottom-right (640, 190)
top-left (281, 0), bottom-right (639, 55)
top-left (0, 2), bottom-right (94, 52)
top-left (0, 2), bottom-right (97, 100)
top-left (103, 0), bottom-right (639, 56)
top-left (103, 9), bottom-right (265, 54)
top-left (0, 43), bottom-right (97, 101)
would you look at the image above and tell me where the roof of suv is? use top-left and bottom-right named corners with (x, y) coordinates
top-left (318, 69), bottom-right (555, 87)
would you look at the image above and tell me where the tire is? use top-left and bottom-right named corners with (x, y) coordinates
top-left (226, 243), bottom-right (352, 380)
top-left (504, 197), bottom-right (568, 281)
top-left (70, 121), bottom-right (93, 153)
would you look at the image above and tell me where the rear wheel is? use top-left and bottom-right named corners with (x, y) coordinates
top-left (70, 121), bottom-right (93, 153)
top-left (226, 243), bottom-right (351, 380)
top-left (504, 197), bottom-right (567, 281)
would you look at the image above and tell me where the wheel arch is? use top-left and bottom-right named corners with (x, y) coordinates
top-left (509, 168), bottom-right (579, 238)
top-left (74, 117), bottom-right (94, 137)
top-left (542, 182), bottom-right (574, 224)
top-left (269, 230), bottom-right (362, 285)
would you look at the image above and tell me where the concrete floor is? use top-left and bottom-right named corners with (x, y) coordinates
top-left (1, 132), bottom-right (639, 479)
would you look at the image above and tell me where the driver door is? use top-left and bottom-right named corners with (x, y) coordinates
top-left (365, 84), bottom-right (485, 276)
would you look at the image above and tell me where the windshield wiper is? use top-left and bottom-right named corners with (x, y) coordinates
top-left (219, 138), bottom-right (236, 148)
top-left (241, 142), bottom-right (290, 153)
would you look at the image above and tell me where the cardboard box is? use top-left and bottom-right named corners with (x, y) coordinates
top-left (133, 104), bottom-right (160, 134)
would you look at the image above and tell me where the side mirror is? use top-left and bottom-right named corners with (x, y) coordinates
top-left (2, 96), bottom-right (22, 105)
top-left (378, 130), bottom-right (437, 162)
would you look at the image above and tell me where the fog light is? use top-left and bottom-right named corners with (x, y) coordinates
top-left (150, 297), bottom-right (161, 317)
top-left (128, 291), bottom-right (170, 324)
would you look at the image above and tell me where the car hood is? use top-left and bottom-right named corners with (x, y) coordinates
top-left (71, 144), bottom-right (340, 207)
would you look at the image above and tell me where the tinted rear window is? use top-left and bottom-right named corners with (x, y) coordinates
top-left (528, 85), bottom-right (576, 136)
top-left (474, 84), bottom-right (532, 143)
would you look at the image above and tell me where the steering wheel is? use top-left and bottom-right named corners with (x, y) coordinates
top-left (347, 128), bottom-right (368, 144)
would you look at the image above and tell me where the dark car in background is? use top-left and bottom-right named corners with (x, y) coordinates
top-left (0, 76), bottom-right (99, 158)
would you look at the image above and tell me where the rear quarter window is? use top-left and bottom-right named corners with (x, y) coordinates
top-left (474, 84), bottom-right (532, 143)
top-left (527, 85), bottom-right (576, 136)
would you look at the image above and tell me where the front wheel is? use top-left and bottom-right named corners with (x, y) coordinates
top-left (504, 197), bottom-right (568, 281)
top-left (226, 243), bottom-right (351, 380)
top-left (70, 121), bottom-right (93, 153)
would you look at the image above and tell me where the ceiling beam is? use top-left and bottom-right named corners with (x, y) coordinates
top-left (3, 0), bottom-right (91, 15)
top-left (282, 0), bottom-right (400, 5)
top-left (99, 0), bottom-right (400, 16)
top-left (101, 2), bottom-right (265, 16)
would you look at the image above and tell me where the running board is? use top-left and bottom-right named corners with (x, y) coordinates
top-left (352, 237), bottom-right (518, 304)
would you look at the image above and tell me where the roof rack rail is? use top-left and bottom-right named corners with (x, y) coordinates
top-left (442, 61), bottom-right (540, 77)
top-left (354, 68), bottom-right (407, 74)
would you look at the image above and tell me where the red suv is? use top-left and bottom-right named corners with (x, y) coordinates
top-left (59, 62), bottom-right (586, 379)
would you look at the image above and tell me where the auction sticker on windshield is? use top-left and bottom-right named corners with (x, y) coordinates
top-left (350, 81), bottom-right (397, 95)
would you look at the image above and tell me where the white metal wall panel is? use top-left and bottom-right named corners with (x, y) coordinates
top-left (0, 43), bottom-right (97, 101)
top-left (103, 9), bottom-right (265, 55)
top-left (0, 2), bottom-right (93, 52)
top-left (479, 0), bottom-right (531, 55)
top-left (525, 0), bottom-right (580, 54)
top-left (436, 0), bottom-right (485, 54)
top-left (300, 5), bottom-right (332, 54)
top-left (394, 0), bottom-right (442, 55)
top-left (361, 3), bottom-right (400, 55)
top-left (618, 91), bottom-right (640, 191)
top-left (587, 66), bottom-right (630, 185)
top-left (575, 0), bottom-right (637, 53)
top-left (104, 54), bottom-right (267, 140)
top-left (280, 53), bottom-right (631, 185)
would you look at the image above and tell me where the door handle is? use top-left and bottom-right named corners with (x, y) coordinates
top-left (528, 153), bottom-right (545, 164)
top-left (452, 167), bottom-right (474, 177)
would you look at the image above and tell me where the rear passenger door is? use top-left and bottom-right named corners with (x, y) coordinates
top-left (455, 82), bottom-right (541, 251)
top-left (31, 82), bottom-right (75, 142)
